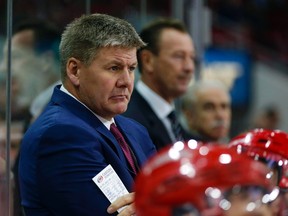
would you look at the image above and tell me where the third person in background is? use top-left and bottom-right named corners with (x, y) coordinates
top-left (180, 79), bottom-right (231, 143)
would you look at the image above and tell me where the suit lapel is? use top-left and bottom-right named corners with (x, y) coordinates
top-left (95, 125), bottom-right (126, 162)
top-left (134, 90), bottom-right (173, 146)
top-left (51, 85), bottom-right (126, 162)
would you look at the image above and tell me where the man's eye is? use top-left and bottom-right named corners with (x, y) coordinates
top-left (173, 54), bottom-right (185, 59)
top-left (203, 104), bottom-right (214, 111)
top-left (129, 66), bottom-right (136, 72)
top-left (111, 66), bottom-right (119, 71)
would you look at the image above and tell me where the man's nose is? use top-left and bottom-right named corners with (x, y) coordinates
top-left (183, 57), bottom-right (195, 73)
top-left (117, 70), bottom-right (134, 87)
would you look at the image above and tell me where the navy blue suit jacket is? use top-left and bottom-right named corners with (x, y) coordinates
top-left (123, 89), bottom-right (198, 150)
top-left (19, 85), bottom-right (157, 216)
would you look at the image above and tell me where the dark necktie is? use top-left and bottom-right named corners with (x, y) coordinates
top-left (168, 111), bottom-right (184, 142)
top-left (110, 123), bottom-right (137, 174)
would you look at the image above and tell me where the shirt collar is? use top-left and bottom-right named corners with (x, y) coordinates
top-left (60, 85), bottom-right (114, 129)
top-left (136, 80), bottom-right (174, 119)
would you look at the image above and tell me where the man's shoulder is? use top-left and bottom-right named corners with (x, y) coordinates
top-left (115, 114), bottom-right (146, 129)
top-left (125, 90), bottom-right (155, 118)
top-left (128, 89), bottom-right (147, 107)
top-left (27, 100), bottom-right (92, 139)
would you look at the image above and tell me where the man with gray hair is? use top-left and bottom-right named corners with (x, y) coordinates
top-left (181, 79), bottom-right (231, 143)
top-left (19, 13), bottom-right (156, 216)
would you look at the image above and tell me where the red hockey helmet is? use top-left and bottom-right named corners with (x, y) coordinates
top-left (134, 140), bottom-right (278, 216)
top-left (229, 128), bottom-right (288, 189)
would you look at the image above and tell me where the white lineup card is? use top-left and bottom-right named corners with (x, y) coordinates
top-left (92, 164), bottom-right (129, 213)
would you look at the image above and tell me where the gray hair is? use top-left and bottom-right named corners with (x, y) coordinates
top-left (59, 13), bottom-right (146, 80)
top-left (181, 79), bottom-right (230, 111)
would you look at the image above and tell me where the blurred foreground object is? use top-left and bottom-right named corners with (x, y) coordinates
top-left (229, 128), bottom-right (288, 215)
top-left (134, 140), bottom-right (279, 216)
top-left (229, 128), bottom-right (288, 190)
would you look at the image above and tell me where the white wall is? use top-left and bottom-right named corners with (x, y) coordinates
top-left (249, 62), bottom-right (288, 132)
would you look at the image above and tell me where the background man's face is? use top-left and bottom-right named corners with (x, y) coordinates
top-left (192, 87), bottom-right (231, 141)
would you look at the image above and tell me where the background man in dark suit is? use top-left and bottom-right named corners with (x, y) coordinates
top-left (124, 18), bottom-right (197, 150)
top-left (18, 13), bottom-right (156, 216)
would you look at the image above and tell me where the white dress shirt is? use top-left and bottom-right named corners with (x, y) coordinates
top-left (136, 80), bottom-right (177, 142)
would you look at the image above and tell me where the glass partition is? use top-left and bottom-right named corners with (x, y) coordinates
top-left (0, 1), bottom-right (181, 215)
top-left (2, 2), bottom-right (286, 215)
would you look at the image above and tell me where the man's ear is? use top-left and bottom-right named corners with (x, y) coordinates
top-left (140, 50), bottom-right (155, 74)
top-left (66, 57), bottom-right (81, 86)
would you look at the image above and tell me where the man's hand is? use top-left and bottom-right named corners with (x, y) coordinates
top-left (107, 192), bottom-right (135, 216)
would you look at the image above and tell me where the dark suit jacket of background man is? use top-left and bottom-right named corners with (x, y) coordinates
top-left (124, 89), bottom-right (196, 150)
top-left (19, 85), bottom-right (157, 216)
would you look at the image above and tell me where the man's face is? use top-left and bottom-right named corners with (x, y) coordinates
top-left (191, 87), bottom-right (231, 141)
top-left (149, 29), bottom-right (195, 102)
top-left (73, 46), bottom-right (137, 120)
